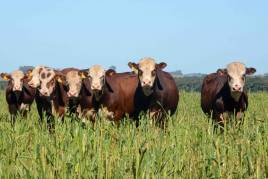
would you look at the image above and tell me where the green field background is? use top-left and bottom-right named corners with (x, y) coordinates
top-left (0, 91), bottom-right (268, 178)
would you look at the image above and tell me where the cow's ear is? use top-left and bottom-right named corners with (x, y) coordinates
top-left (0, 73), bottom-right (11, 81)
top-left (78, 71), bottom-right (88, 79)
top-left (246, 67), bottom-right (256, 75)
top-left (156, 62), bottom-right (167, 70)
top-left (217, 68), bottom-right (227, 76)
top-left (128, 62), bottom-right (139, 74)
top-left (106, 69), bottom-right (116, 76)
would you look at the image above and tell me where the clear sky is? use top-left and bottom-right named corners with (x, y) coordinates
top-left (0, 0), bottom-right (267, 74)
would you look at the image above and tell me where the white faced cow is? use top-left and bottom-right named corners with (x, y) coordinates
top-left (1, 70), bottom-right (36, 123)
top-left (27, 66), bottom-right (66, 128)
top-left (128, 57), bottom-right (179, 127)
top-left (201, 61), bottom-right (256, 127)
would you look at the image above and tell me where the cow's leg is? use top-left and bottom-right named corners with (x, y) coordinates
top-left (214, 98), bottom-right (225, 129)
top-left (35, 97), bottom-right (44, 122)
top-left (43, 102), bottom-right (55, 133)
top-left (81, 108), bottom-right (96, 127)
top-left (54, 105), bottom-right (65, 123)
top-left (235, 111), bottom-right (244, 127)
top-left (8, 104), bottom-right (18, 126)
top-left (149, 109), bottom-right (165, 129)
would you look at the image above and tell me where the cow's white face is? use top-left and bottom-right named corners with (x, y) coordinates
top-left (65, 71), bottom-right (82, 98)
top-left (38, 68), bottom-right (56, 97)
top-left (11, 71), bottom-right (25, 91)
top-left (88, 65), bottom-right (105, 92)
top-left (1, 70), bottom-right (24, 91)
top-left (218, 62), bottom-right (256, 101)
top-left (138, 58), bottom-right (157, 90)
top-left (128, 58), bottom-right (167, 96)
top-left (28, 66), bottom-right (44, 88)
top-left (227, 63), bottom-right (246, 96)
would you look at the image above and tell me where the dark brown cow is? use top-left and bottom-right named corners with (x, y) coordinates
top-left (201, 62), bottom-right (256, 127)
top-left (1, 70), bottom-right (36, 124)
top-left (128, 57), bottom-right (179, 127)
top-left (78, 65), bottom-right (138, 125)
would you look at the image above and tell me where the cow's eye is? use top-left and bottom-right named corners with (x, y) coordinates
top-left (138, 70), bottom-right (143, 76)
top-left (152, 70), bottom-right (156, 76)
top-left (227, 75), bottom-right (231, 81)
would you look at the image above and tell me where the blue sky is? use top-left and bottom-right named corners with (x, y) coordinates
top-left (0, 0), bottom-right (267, 74)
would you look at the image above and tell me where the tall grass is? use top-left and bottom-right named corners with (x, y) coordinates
top-left (0, 91), bottom-right (267, 178)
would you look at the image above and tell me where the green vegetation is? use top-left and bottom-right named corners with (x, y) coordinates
top-left (0, 91), bottom-right (268, 178)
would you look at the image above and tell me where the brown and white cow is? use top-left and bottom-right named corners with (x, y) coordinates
top-left (201, 62), bottom-right (256, 127)
top-left (128, 57), bottom-right (179, 127)
top-left (59, 68), bottom-right (84, 116)
top-left (27, 66), bottom-right (67, 124)
top-left (1, 70), bottom-right (36, 124)
top-left (78, 65), bottom-right (138, 125)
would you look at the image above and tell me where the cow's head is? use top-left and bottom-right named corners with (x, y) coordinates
top-left (217, 62), bottom-right (256, 101)
top-left (128, 57), bottom-right (167, 96)
top-left (79, 65), bottom-right (115, 100)
top-left (64, 70), bottom-right (82, 98)
top-left (27, 66), bottom-right (64, 97)
top-left (27, 66), bottom-right (45, 88)
top-left (1, 70), bottom-right (25, 92)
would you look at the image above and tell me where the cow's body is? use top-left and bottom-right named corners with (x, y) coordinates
top-left (132, 69), bottom-right (179, 126)
top-left (128, 58), bottom-right (179, 126)
top-left (201, 62), bottom-right (256, 127)
top-left (1, 70), bottom-right (36, 123)
top-left (91, 72), bottom-right (138, 122)
top-left (201, 73), bottom-right (248, 125)
top-left (27, 66), bottom-right (67, 123)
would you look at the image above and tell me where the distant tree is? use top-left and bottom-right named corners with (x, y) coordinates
top-left (170, 70), bottom-right (183, 77)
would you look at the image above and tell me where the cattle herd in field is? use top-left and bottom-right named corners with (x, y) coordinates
top-left (0, 57), bottom-right (256, 130)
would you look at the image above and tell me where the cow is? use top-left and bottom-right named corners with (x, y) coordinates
top-left (201, 62), bottom-right (256, 128)
top-left (0, 70), bottom-right (36, 124)
top-left (128, 57), bottom-right (179, 127)
top-left (26, 66), bottom-right (67, 127)
top-left (78, 65), bottom-right (138, 125)
top-left (60, 68), bottom-right (83, 116)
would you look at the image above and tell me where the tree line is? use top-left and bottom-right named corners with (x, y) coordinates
top-left (1, 66), bottom-right (267, 92)
top-left (1, 75), bottom-right (268, 92)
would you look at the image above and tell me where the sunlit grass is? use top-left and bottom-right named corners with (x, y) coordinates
top-left (0, 91), bottom-right (267, 178)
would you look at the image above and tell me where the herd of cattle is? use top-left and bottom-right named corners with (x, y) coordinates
top-left (0, 57), bottom-right (256, 129)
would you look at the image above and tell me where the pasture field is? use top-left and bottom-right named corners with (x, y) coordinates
top-left (0, 91), bottom-right (268, 178)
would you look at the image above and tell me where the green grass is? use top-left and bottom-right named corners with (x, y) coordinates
top-left (0, 91), bottom-right (268, 178)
